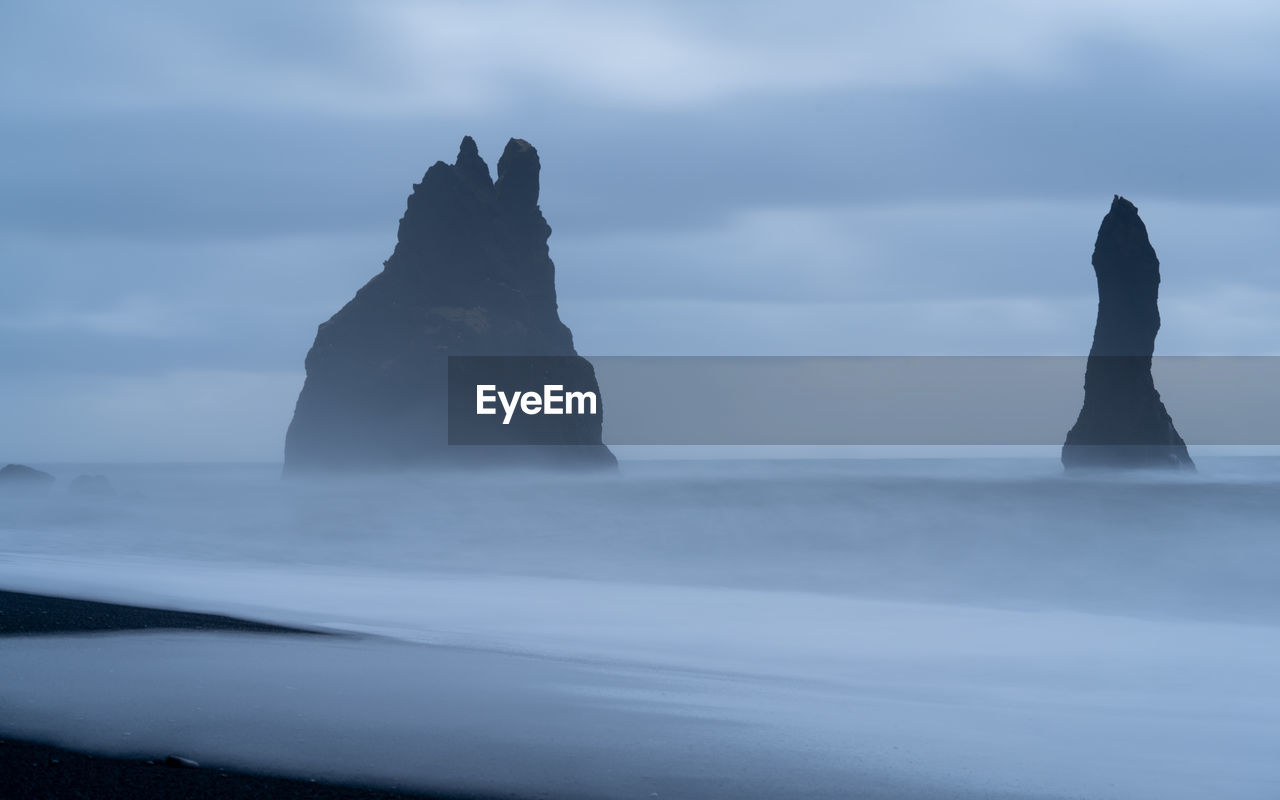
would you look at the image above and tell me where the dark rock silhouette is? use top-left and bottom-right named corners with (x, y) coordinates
top-left (69, 474), bottom-right (114, 496)
top-left (285, 137), bottom-right (615, 472)
top-left (0, 463), bottom-right (54, 491)
top-left (1062, 196), bottom-right (1193, 470)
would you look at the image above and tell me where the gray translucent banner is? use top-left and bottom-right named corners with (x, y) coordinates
top-left (566, 356), bottom-right (1280, 445)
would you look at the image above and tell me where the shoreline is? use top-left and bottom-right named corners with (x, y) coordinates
top-left (0, 587), bottom-right (324, 637)
top-left (0, 588), bottom-right (493, 799)
top-left (0, 737), bottom-right (495, 800)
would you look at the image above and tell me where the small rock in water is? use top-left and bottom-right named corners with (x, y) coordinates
top-left (69, 474), bottom-right (114, 496)
top-left (163, 755), bottom-right (199, 769)
top-left (0, 463), bottom-right (55, 492)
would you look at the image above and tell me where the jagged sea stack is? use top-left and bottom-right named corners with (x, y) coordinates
top-left (1062, 196), bottom-right (1193, 470)
top-left (284, 137), bottom-right (615, 472)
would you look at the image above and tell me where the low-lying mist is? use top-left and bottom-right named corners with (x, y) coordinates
top-left (2, 458), bottom-right (1278, 799)
top-left (3, 458), bottom-right (1277, 623)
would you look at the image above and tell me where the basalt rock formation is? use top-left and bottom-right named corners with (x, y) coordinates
top-left (284, 137), bottom-right (615, 472)
top-left (69, 474), bottom-right (114, 496)
top-left (0, 460), bottom-right (54, 481)
top-left (0, 463), bottom-right (55, 492)
top-left (1062, 196), bottom-right (1193, 470)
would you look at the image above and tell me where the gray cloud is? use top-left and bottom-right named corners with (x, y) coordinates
top-left (3, 73), bottom-right (1277, 245)
top-left (3, 0), bottom-right (1279, 459)
top-left (6, 1), bottom-right (1278, 114)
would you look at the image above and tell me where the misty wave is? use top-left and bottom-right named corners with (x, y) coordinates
top-left (2, 459), bottom-right (1279, 798)
top-left (3, 458), bottom-right (1277, 622)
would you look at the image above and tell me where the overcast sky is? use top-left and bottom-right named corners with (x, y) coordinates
top-left (3, 0), bottom-right (1279, 461)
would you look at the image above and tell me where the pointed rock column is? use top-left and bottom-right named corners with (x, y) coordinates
top-left (1062, 196), bottom-right (1193, 469)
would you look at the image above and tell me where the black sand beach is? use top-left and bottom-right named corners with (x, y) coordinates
top-left (0, 589), bottom-right (484, 800)
top-left (0, 738), bottom-right (492, 800)
top-left (0, 588), bottom-right (320, 636)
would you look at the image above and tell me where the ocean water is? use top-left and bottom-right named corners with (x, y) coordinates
top-left (1, 458), bottom-right (1279, 798)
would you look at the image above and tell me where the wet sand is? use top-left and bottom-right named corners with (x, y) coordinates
top-left (0, 588), bottom-right (322, 636)
top-left (0, 589), bottom-right (485, 799)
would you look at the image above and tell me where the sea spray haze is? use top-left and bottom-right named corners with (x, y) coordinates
top-left (3, 1), bottom-right (1280, 798)
top-left (3, 459), bottom-right (1280, 797)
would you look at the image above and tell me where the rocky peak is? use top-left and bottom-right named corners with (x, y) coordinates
top-left (495, 138), bottom-right (541, 210)
top-left (453, 135), bottom-right (492, 187)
